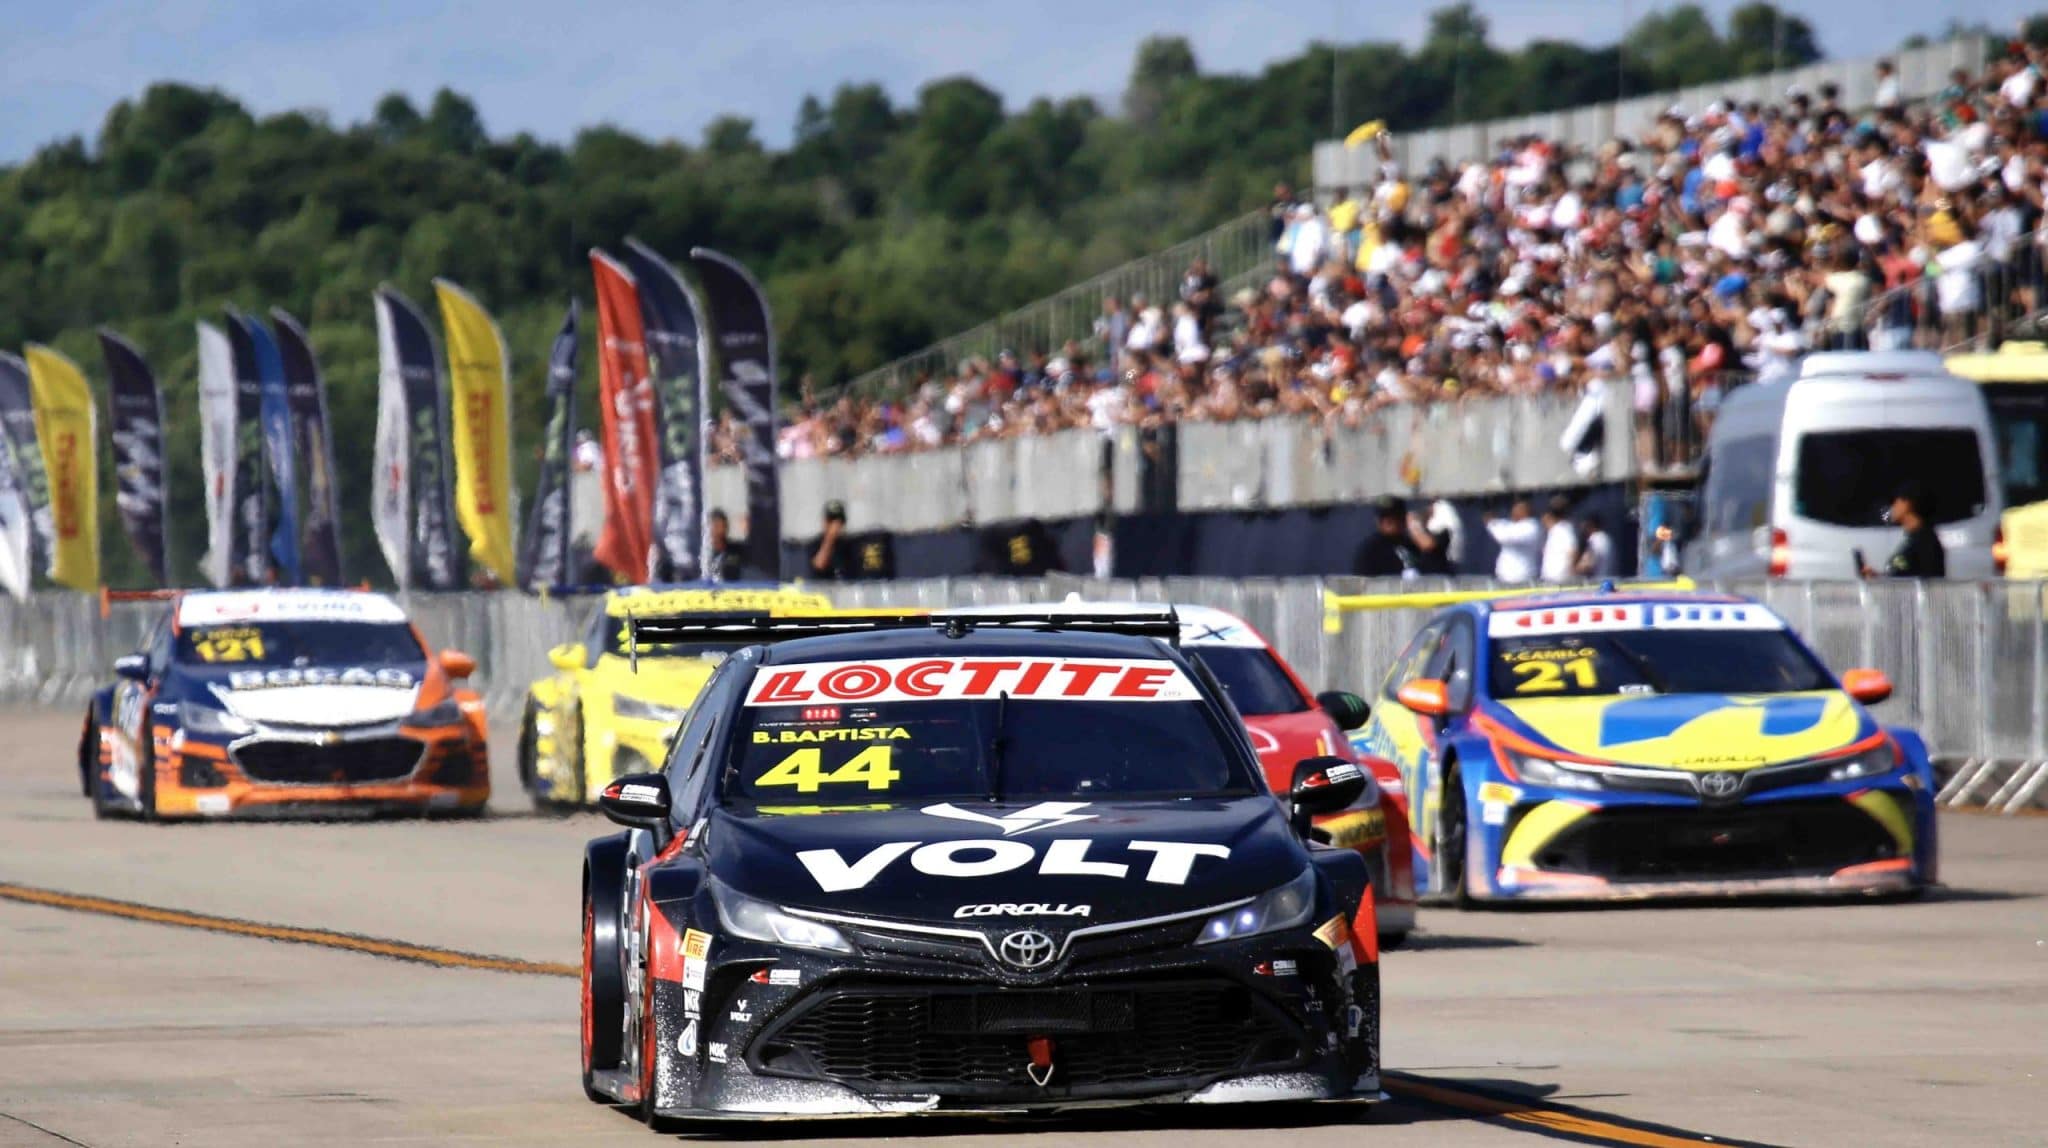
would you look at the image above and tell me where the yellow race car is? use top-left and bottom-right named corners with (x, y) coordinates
top-left (517, 586), bottom-right (843, 810)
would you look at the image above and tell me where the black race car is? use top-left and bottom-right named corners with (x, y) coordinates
top-left (580, 611), bottom-right (1384, 1127)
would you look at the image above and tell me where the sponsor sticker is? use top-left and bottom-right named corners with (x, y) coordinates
top-left (682, 929), bottom-right (711, 992)
top-left (177, 590), bottom-right (407, 626)
top-left (224, 666), bottom-right (415, 691)
top-left (751, 726), bottom-right (908, 744)
top-left (752, 966), bottom-right (802, 986)
top-left (618, 783), bottom-right (663, 804)
top-left (796, 836), bottom-right (1229, 893)
top-left (744, 657), bottom-right (1201, 706)
top-left (1476, 782), bottom-right (1522, 807)
top-left (729, 1002), bottom-right (752, 1023)
top-left (1313, 915), bottom-right (1351, 951)
top-left (195, 794), bottom-right (231, 815)
top-left (1254, 959), bottom-right (1299, 977)
top-left (1487, 602), bottom-right (1783, 637)
top-left (708, 1042), bottom-right (729, 1065)
top-left (678, 1018), bottom-right (698, 1056)
top-left (954, 902), bottom-right (1091, 919)
top-left (682, 989), bottom-right (701, 1018)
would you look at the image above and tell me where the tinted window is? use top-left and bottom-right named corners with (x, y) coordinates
top-left (1191, 647), bottom-right (1306, 716)
top-left (1985, 388), bottom-right (2048, 508)
top-left (1705, 435), bottom-right (1775, 535)
top-left (727, 695), bottom-right (1251, 805)
top-left (175, 621), bottom-right (424, 667)
top-left (1794, 429), bottom-right (1986, 526)
top-left (1488, 631), bottom-right (1832, 698)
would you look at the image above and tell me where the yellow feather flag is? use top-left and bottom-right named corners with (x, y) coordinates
top-left (23, 345), bottom-right (99, 590)
top-left (432, 280), bottom-right (517, 586)
top-left (1344, 119), bottom-right (1387, 148)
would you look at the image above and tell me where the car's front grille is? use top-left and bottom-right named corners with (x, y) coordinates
top-left (232, 738), bottom-right (423, 784)
top-left (1532, 798), bottom-right (1896, 881)
top-left (752, 976), bottom-right (1301, 1095)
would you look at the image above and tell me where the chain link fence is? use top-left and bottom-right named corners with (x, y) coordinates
top-left (6, 578), bottom-right (2044, 811)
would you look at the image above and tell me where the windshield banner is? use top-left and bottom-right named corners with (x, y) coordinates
top-left (272, 310), bottom-right (344, 587)
top-left (745, 657), bottom-right (1200, 706)
top-left (1487, 602), bottom-right (1783, 637)
top-left (687, 248), bottom-right (779, 579)
top-left (518, 300), bottom-right (578, 592)
top-left (622, 239), bottom-right (708, 582)
top-left (0, 351), bottom-right (54, 596)
top-left (23, 344), bottom-right (99, 591)
top-left (590, 250), bottom-right (659, 585)
top-left (96, 330), bottom-right (170, 587)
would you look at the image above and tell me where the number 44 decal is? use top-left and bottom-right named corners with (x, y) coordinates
top-left (755, 747), bottom-right (902, 793)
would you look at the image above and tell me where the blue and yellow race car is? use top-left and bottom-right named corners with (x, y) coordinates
top-left (1357, 590), bottom-right (1936, 902)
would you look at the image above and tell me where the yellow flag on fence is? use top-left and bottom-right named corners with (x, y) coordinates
top-left (432, 279), bottom-right (517, 586)
top-left (23, 344), bottom-right (99, 590)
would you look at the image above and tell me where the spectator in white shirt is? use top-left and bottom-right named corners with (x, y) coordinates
top-left (1539, 495), bottom-right (1578, 582)
top-left (1485, 498), bottom-right (1543, 583)
top-left (1287, 204), bottom-right (1326, 276)
top-left (1574, 515), bottom-right (1617, 579)
top-left (1875, 59), bottom-right (1901, 111)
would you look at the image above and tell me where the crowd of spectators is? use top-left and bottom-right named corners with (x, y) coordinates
top-left (724, 38), bottom-right (2048, 472)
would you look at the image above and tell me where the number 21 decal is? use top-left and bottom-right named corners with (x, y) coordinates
top-left (1510, 657), bottom-right (1597, 693)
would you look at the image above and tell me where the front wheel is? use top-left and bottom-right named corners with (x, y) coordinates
top-left (78, 713), bottom-right (99, 798)
top-left (1437, 762), bottom-right (1472, 908)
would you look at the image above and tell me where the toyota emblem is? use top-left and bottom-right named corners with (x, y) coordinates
top-left (1698, 771), bottom-right (1741, 799)
top-left (997, 929), bottom-right (1056, 969)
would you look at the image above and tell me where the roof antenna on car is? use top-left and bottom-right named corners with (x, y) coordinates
top-left (942, 615), bottom-right (971, 639)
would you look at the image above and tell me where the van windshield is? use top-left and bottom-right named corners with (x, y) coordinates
top-left (1794, 429), bottom-right (1986, 526)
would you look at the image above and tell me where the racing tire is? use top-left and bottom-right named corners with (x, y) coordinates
top-left (516, 699), bottom-right (540, 798)
top-left (582, 835), bottom-right (630, 1101)
top-left (1437, 760), bottom-right (1473, 908)
top-left (135, 715), bottom-right (158, 822)
top-left (78, 712), bottom-right (99, 799)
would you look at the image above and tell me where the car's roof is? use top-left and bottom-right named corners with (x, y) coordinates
top-left (758, 626), bottom-right (1179, 667)
top-left (940, 599), bottom-right (1264, 648)
top-left (175, 589), bottom-right (407, 627)
top-left (603, 584), bottom-right (833, 618)
top-left (1473, 590), bottom-right (1758, 614)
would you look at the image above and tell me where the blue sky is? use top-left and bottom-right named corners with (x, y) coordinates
top-left (0, 0), bottom-right (2038, 162)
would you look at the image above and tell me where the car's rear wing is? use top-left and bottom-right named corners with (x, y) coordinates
top-left (622, 609), bottom-right (1182, 670)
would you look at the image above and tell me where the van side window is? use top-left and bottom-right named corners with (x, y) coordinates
top-left (1706, 436), bottom-right (1775, 536)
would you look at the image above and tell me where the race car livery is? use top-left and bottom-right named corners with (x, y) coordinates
top-left (580, 612), bottom-right (1382, 1126)
top-left (949, 600), bottom-right (1416, 942)
top-left (1359, 590), bottom-right (1937, 901)
top-left (80, 589), bottom-right (489, 819)
top-left (519, 586), bottom-right (840, 809)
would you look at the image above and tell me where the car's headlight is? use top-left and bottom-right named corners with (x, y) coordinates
top-left (612, 693), bottom-right (687, 723)
top-left (407, 699), bottom-right (466, 728)
top-left (713, 885), bottom-right (854, 954)
top-left (178, 702), bottom-right (252, 738)
top-left (1196, 868), bottom-right (1316, 945)
top-left (1827, 741), bottom-right (1899, 782)
top-left (1513, 753), bottom-right (1604, 791)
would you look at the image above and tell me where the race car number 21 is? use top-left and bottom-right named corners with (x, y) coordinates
top-left (754, 746), bottom-right (901, 793)
top-left (1509, 656), bottom-right (1596, 693)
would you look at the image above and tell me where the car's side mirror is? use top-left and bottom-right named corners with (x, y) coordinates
top-left (1396, 678), bottom-right (1450, 717)
top-left (600, 772), bottom-right (672, 830)
top-left (113, 653), bottom-right (150, 682)
top-left (439, 650), bottom-right (477, 680)
top-left (1289, 756), bottom-right (1370, 836)
top-left (1841, 668), bottom-right (1893, 705)
top-left (1315, 690), bottom-right (1372, 731)
top-left (548, 643), bottom-right (587, 673)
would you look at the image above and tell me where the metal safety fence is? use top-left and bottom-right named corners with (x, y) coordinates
top-left (4, 578), bottom-right (2044, 811)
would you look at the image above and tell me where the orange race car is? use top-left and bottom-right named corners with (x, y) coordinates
top-left (80, 588), bottom-right (490, 819)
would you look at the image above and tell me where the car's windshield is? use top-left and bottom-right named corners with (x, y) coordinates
top-left (1190, 647), bottom-right (1307, 717)
top-left (725, 656), bottom-right (1253, 804)
top-left (594, 614), bottom-right (745, 665)
top-left (175, 621), bottom-right (424, 667)
top-left (1488, 630), bottom-right (1832, 698)
top-left (1794, 428), bottom-right (1986, 526)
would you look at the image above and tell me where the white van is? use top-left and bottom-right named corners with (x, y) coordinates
top-left (1688, 351), bottom-right (2003, 579)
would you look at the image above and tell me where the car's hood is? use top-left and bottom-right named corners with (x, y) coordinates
top-left (1491, 689), bottom-right (1872, 771)
top-left (707, 795), bottom-right (1304, 927)
top-left (181, 663), bottom-right (425, 727)
top-left (1244, 709), bottom-right (1351, 793)
top-left (592, 654), bottom-right (720, 706)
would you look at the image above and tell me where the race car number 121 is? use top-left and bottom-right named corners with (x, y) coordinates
top-left (755, 747), bottom-right (901, 793)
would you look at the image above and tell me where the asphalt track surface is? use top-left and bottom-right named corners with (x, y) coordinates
top-left (1, 708), bottom-right (2045, 1147)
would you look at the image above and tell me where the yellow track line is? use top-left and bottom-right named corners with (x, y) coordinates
top-left (0, 879), bottom-right (1762, 1146)
top-left (0, 882), bottom-right (575, 977)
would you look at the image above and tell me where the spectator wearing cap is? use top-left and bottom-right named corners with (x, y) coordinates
top-left (1862, 481), bottom-right (1945, 578)
top-left (1353, 496), bottom-right (1419, 578)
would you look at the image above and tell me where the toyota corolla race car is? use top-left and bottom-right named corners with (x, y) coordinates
top-left (80, 589), bottom-right (489, 820)
top-left (580, 611), bottom-right (1383, 1126)
top-left (519, 586), bottom-right (839, 810)
top-left (950, 600), bottom-right (1415, 943)
top-left (1358, 590), bottom-right (1936, 902)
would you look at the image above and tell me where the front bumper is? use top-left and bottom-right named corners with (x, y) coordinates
top-left (620, 907), bottom-right (1380, 1119)
top-left (149, 723), bottom-right (489, 818)
top-left (1471, 784), bottom-right (1930, 902)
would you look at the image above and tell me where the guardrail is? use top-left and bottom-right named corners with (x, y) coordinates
top-left (1312, 37), bottom-right (1989, 191)
top-left (6, 577), bottom-right (2042, 812)
top-left (842, 208), bottom-right (1273, 399)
